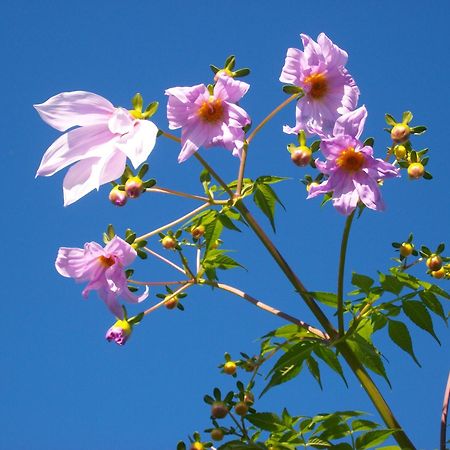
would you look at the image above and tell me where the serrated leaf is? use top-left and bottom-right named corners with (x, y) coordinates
top-left (306, 357), bottom-right (322, 389)
top-left (309, 292), bottom-right (338, 307)
top-left (352, 273), bottom-right (374, 293)
top-left (246, 412), bottom-right (284, 432)
top-left (306, 437), bottom-right (332, 447)
top-left (355, 429), bottom-right (396, 449)
top-left (419, 291), bottom-right (447, 323)
top-left (204, 217), bottom-right (222, 253)
top-left (351, 419), bottom-right (379, 432)
top-left (314, 346), bottom-right (348, 386)
top-left (402, 300), bottom-right (440, 344)
top-left (253, 184), bottom-right (277, 231)
top-left (387, 319), bottom-right (421, 366)
top-left (379, 273), bottom-right (403, 295)
top-left (218, 213), bottom-right (241, 232)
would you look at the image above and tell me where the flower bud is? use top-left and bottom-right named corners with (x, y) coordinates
top-left (125, 176), bottom-right (144, 198)
top-left (399, 242), bottom-right (414, 257)
top-left (190, 442), bottom-right (204, 450)
top-left (394, 145), bottom-right (407, 160)
top-left (234, 401), bottom-right (249, 417)
top-left (211, 401), bottom-right (229, 419)
top-left (427, 254), bottom-right (443, 271)
top-left (431, 267), bottom-right (445, 279)
top-left (244, 392), bottom-right (254, 405)
top-left (105, 319), bottom-right (132, 345)
top-left (407, 162), bottom-right (424, 179)
top-left (210, 428), bottom-right (224, 441)
top-left (109, 186), bottom-right (128, 207)
top-left (290, 146), bottom-right (312, 167)
top-left (164, 294), bottom-right (179, 310)
top-left (306, 181), bottom-right (319, 193)
top-left (161, 236), bottom-right (177, 250)
top-left (191, 225), bottom-right (205, 239)
top-left (391, 124), bottom-right (410, 143)
top-left (223, 361), bottom-right (237, 375)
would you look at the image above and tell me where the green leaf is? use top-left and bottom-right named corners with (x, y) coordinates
top-left (218, 213), bottom-right (241, 232)
top-left (410, 125), bottom-right (427, 135)
top-left (363, 137), bottom-right (375, 147)
top-left (132, 93), bottom-right (143, 111)
top-left (384, 114), bottom-right (397, 126)
top-left (234, 68), bottom-right (251, 77)
top-left (351, 273), bottom-right (374, 293)
top-left (346, 336), bottom-right (391, 386)
top-left (306, 437), bottom-right (332, 447)
top-left (204, 217), bottom-right (222, 253)
top-left (379, 273), bottom-right (403, 295)
top-left (306, 357), bottom-right (322, 389)
top-left (314, 346), bottom-right (348, 386)
top-left (144, 101), bottom-right (159, 118)
top-left (351, 419), bottom-right (379, 432)
top-left (419, 291), bottom-right (447, 323)
top-left (355, 429), bottom-right (396, 449)
top-left (253, 184), bottom-right (280, 232)
top-left (387, 319), bottom-right (421, 366)
top-left (402, 300), bottom-right (440, 344)
top-left (309, 291), bottom-right (338, 307)
top-left (245, 412), bottom-right (284, 432)
top-left (283, 85), bottom-right (304, 95)
top-left (402, 111), bottom-right (413, 124)
top-left (255, 175), bottom-right (289, 185)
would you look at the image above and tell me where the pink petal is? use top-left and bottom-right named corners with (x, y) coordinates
top-left (108, 107), bottom-right (134, 134)
top-left (117, 120), bottom-right (158, 168)
top-left (55, 242), bottom-right (103, 279)
top-left (36, 124), bottom-right (115, 177)
top-left (104, 236), bottom-right (137, 266)
top-left (353, 172), bottom-right (384, 211)
top-left (34, 91), bottom-right (114, 132)
top-left (279, 47), bottom-right (303, 85)
top-left (317, 33), bottom-right (348, 67)
top-left (214, 75), bottom-right (249, 103)
top-left (178, 121), bottom-right (208, 163)
top-left (62, 149), bottom-right (126, 206)
top-left (333, 106), bottom-right (368, 139)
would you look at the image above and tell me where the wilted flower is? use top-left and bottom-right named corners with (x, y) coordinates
top-left (55, 236), bottom-right (148, 318)
top-left (280, 33), bottom-right (359, 137)
top-left (165, 74), bottom-right (251, 162)
top-left (308, 106), bottom-right (399, 215)
top-left (106, 319), bottom-right (132, 345)
top-left (35, 91), bottom-right (158, 205)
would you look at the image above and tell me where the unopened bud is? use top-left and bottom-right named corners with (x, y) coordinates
top-left (290, 146), bottom-right (312, 167)
top-left (211, 402), bottom-right (229, 419)
top-left (190, 442), bottom-right (204, 450)
top-left (161, 236), bottom-right (177, 250)
top-left (431, 267), bottom-right (445, 279)
top-left (394, 145), bottom-right (407, 160)
top-left (234, 401), bottom-right (249, 417)
top-left (427, 254), bottom-right (443, 271)
top-left (109, 186), bottom-right (128, 207)
top-left (191, 225), bottom-right (205, 239)
top-left (223, 361), bottom-right (237, 375)
top-left (399, 242), bottom-right (414, 257)
top-left (164, 294), bottom-right (179, 310)
top-left (391, 124), bottom-right (410, 143)
top-left (125, 176), bottom-right (144, 198)
top-left (210, 428), bottom-right (224, 441)
top-left (105, 319), bottom-right (132, 346)
top-left (306, 181), bottom-right (319, 192)
top-left (407, 162), bottom-right (424, 179)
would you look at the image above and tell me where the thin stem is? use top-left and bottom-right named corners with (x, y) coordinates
top-left (211, 281), bottom-right (328, 340)
top-left (128, 279), bottom-right (186, 286)
top-left (194, 153), bottom-right (234, 197)
top-left (135, 203), bottom-right (211, 242)
top-left (235, 143), bottom-right (248, 197)
top-left (146, 186), bottom-right (211, 202)
top-left (143, 247), bottom-right (185, 274)
top-left (159, 129), bottom-right (181, 143)
top-left (228, 411), bottom-right (250, 442)
top-left (178, 250), bottom-right (195, 279)
top-left (441, 371), bottom-right (450, 450)
top-left (337, 211), bottom-right (356, 336)
top-left (246, 93), bottom-right (302, 144)
top-left (143, 282), bottom-right (192, 316)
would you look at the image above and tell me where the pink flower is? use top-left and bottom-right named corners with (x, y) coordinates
top-left (165, 74), bottom-right (251, 162)
top-left (35, 91), bottom-right (158, 206)
top-left (308, 106), bottom-right (399, 215)
top-left (280, 33), bottom-right (359, 137)
top-left (106, 319), bottom-right (132, 346)
top-left (55, 236), bottom-right (148, 318)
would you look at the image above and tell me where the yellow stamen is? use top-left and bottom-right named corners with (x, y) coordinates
top-left (198, 96), bottom-right (224, 123)
top-left (98, 255), bottom-right (115, 268)
top-left (303, 72), bottom-right (328, 100)
top-left (336, 147), bottom-right (365, 172)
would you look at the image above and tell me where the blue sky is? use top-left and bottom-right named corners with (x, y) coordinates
top-left (1, 1), bottom-right (449, 448)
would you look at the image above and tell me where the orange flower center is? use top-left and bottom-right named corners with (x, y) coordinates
top-left (303, 72), bottom-right (328, 100)
top-left (198, 97), bottom-right (224, 123)
top-left (336, 147), bottom-right (365, 172)
top-left (98, 255), bottom-right (115, 268)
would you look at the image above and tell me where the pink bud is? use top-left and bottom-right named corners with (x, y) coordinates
top-left (109, 187), bottom-right (128, 207)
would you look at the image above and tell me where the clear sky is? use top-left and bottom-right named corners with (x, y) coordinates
top-left (1, 1), bottom-right (449, 449)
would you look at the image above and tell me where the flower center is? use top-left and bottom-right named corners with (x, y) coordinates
top-left (198, 96), bottom-right (224, 123)
top-left (98, 255), bottom-right (115, 268)
top-left (303, 72), bottom-right (328, 100)
top-left (336, 147), bottom-right (365, 172)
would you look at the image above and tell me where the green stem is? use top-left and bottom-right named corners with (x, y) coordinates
top-left (337, 210), bottom-right (355, 336)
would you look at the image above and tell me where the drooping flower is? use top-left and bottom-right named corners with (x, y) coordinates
top-left (106, 319), bottom-right (132, 346)
top-left (55, 236), bottom-right (148, 318)
top-left (35, 91), bottom-right (159, 206)
top-left (165, 74), bottom-right (251, 162)
top-left (307, 106), bottom-right (399, 215)
top-left (280, 33), bottom-right (359, 137)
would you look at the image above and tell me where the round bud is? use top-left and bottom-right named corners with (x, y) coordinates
top-left (306, 181), bottom-right (319, 193)
top-left (125, 176), bottom-right (144, 198)
top-left (109, 186), bottom-right (128, 207)
top-left (191, 225), bottom-right (205, 239)
top-left (164, 295), bottom-right (179, 310)
top-left (407, 162), bottom-right (424, 179)
top-left (234, 401), bottom-right (249, 417)
top-left (391, 124), bottom-right (410, 143)
top-left (211, 402), bottom-right (229, 419)
top-left (161, 236), bottom-right (177, 250)
top-left (394, 145), bottom-right (407, 160)
top-left (427, 254), bottom-right (443, 272)
top-left (243, 392), bottom-right (254, 405)
top-left (431, 267), bottom-right (445, 279)
top-left (190, 442), bottom-right (204, 450)
top-left (291, 146), bottom-right (312, 167)
top-left (210, 428), bottom-right (224, 441)
top-left (399, 242), bottom-right (414, 257)
top-left (223, 361), bottom-right (237, 375)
